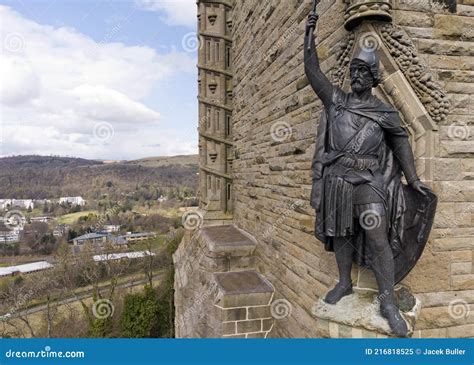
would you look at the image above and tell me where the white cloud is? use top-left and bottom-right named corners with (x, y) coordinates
top-left (0, 5), bottom-right (196, 159)
top-left (0, 57), bottom-right (40, 105)
top-left (135, 0), bottom-right (197, 28)
top-left (70, 84), bottom-right (160, 124)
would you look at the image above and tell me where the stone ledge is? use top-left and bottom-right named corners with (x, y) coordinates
top-left (312, 291), bottom-right (422, 338)
top-left (202, 224), bottom-right (257, 256)
top-left (214, 270), bottom-right (274, 308)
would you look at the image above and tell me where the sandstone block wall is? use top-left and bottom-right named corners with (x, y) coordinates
top-left (174, 224), bottom-right (276, 338)
top-left (231, 0), bottom-right (473, 338)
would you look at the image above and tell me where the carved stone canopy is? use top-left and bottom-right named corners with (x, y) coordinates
top-left (344, 0), bottom-right (392, 30)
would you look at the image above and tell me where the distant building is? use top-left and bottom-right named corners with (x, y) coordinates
top-left (0, 199), bottom-right (34, 210)
top-left (30, 216), bottom-right (53, 223)
top-left (0, 200), bottom-right (11, 210)
top-left (59, 196), bottom-right (86, 206)
top-left (0, 261), bottom-right (53, 277)
top-left (71, 232), bottom-right (109, 246)
top-left (71, 231), bottom-right (128, 251)
top-left (102, 224), bottom-right (120, 233)
top-left (71, 231), bottom-right (156, 253)
top-left (13, 199), bottom-right (34, 209)
top-left (109, 235), bottom-right (127, 246)
top-left (93, 250), bottom-right (155, 262)
top-left (122, 232), bottom-right (156, 243)
top-left (0, 231), bottom-right (20, 244)
top-left (35, 199), bottom-right (52, 205)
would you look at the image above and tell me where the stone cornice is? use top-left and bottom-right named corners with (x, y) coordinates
top-left (198, 64), bottom-right (233, 77)
top-left (198, 97), bottom-right (233, 112)
top-left (200, 130), bottom-right (234, 146)
top-left (199, 31), bottom-right (232, 43)
top-left (198, 0), bottom-right (233, 9)
top-left (200, 165), bottom-right (232, 180)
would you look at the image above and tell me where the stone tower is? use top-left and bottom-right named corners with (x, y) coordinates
top-left (197, 0), bottom-right (234, 224)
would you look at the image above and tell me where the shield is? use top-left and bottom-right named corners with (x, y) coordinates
top-left (393, 186), bottom-right (437, 284)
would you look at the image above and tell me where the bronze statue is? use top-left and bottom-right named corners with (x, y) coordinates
top-left (304, 12), bottom-right (437, 337)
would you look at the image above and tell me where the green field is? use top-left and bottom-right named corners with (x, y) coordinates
top-left (58, 210), bottom-right (99, 224)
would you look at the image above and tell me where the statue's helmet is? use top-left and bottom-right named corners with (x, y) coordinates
top-left (350, 49), bottom-right (380, 87)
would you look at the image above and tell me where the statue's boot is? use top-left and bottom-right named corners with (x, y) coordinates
top-left (381, 303), bottom-right (408, 337)
top-left (324, 282), bottom-right (353, 304)
top-left (325, 238), bottom-right (355, 304)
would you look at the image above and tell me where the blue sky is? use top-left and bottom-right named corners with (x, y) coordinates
top-left (0, 0), bottom-right (198, 160)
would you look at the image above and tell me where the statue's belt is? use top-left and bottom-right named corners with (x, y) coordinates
top-left (320, 151), bottom-right (379, 171)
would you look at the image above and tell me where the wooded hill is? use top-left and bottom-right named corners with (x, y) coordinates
top-left (0, 155), bottom-right (199, 200)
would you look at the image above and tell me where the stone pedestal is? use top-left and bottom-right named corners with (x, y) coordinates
top-left (312, 291), bottom-right (421, 338)
top-left (174, 224), bottom-right (275, 338)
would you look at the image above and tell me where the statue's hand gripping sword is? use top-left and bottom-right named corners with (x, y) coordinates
top-left (306, 0), bottom-right (320, 52)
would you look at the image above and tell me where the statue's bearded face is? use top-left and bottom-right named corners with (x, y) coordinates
top-left (349, 60), bottom-right (374, 93)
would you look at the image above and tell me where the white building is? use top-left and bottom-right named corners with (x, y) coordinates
top-left (0, 200), bottom-right (11, 210)
top-left (59, 196), bottom-right (86, 206)
top-left (0, 261), bottom-right (53, 277)
top-left (30, 216), bottom-right (53, 223)
top-left (0, 231), bottom-right (20, 243)
top-left (0, 199), bottom-right (34, 210)
top-left (93, 250), bottom-right (155, 262)
top-left (102, 225), bottom-right (120, 233)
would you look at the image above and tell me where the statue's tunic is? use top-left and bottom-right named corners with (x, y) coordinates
top-left (317, 88), bottom-right (408, 238)
top-left (310, 87), bottom-right (437, 283)
top-left (310, 87), bottom-right (420, 275)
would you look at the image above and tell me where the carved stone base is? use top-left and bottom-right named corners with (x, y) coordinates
top-left (312, 291), bottom-right (421, 338)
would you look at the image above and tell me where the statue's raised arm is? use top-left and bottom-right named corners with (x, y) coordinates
top-left (304, 12), bottom-right (334, 109)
